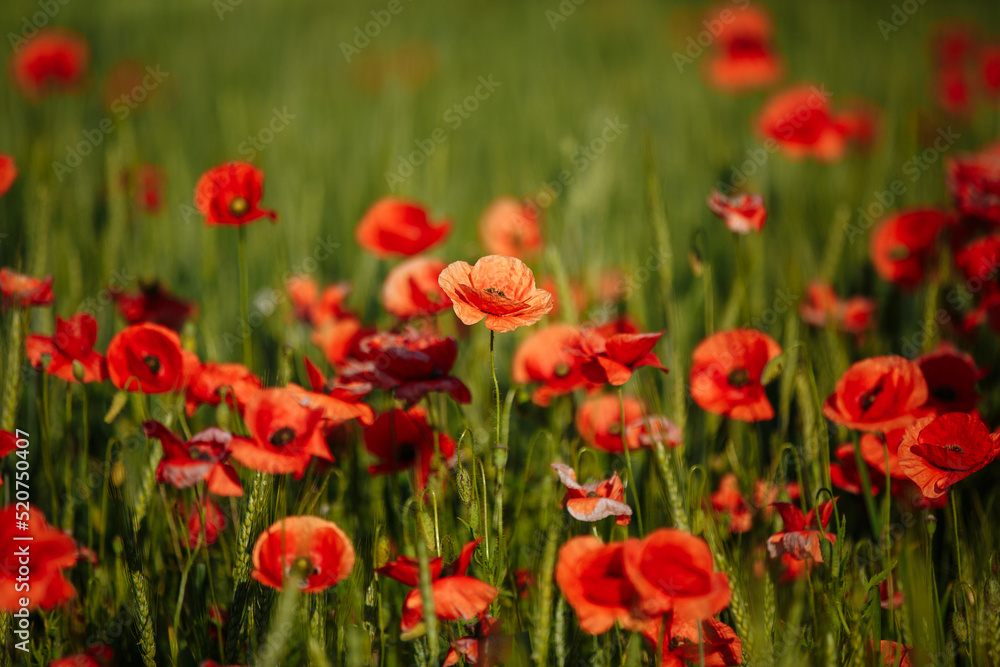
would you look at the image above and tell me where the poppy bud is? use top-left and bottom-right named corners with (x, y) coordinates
top-left (72, 359), bottom-right (86, 382)
top-left (375, 535), bottom-right (391, 570)
top-left (455, 466), bottom-right (473, 505)
top-left (418, 510), bottom-right (436, 553)
top-left (216, 401), bottom-right (231, 432)
top-left (952, 612), bottom-right (968, 644)
top-left (468, 497), bottom-right (481, 533)
top-left (925, 514), bottom-right (937, 537)
top-left (985, 577), bottom-right (1000, 613)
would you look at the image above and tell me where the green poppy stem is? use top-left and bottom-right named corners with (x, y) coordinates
top-left (237, 225), bottom-right (252, 370)
top-left (617, 386), bottom-right (644, 535)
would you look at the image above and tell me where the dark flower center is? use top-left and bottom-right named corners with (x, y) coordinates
top-left (484, 287), bottom-right (507, 297)
top-left (586, 491), bottom-right (600, 498)
top-left (932, 386), bottom-right (957, 402)
top-left (143, 355), bottom-right (161, 374)
top-left (269, 427), bottom-right (297, 446)
top-left (229, 196), bottom-right (249, 217)
top-left (188, 446), bottom-right (214, 462)
top-left (859, 386), bottom-right (882, 412)
top-left (945, 444), bottom-right (963, 454)
top-left (554, 363), bottom-right (570, 378)
top-left (728, 368), bottom-right (750, 388)
top-left (607, 423), bottom-right (622, 436)
top-left (395, 443), bottom-right (418, 464)
top-left (288, 555), bottom-right (320, 587)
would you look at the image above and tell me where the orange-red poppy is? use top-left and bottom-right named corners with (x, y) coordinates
top-left (382, 256), bottom-right (452, 320)
top-left (377, 538), bottom-right (482, 587)
top-left (641, 615), bottom-right (743, 667)
top-left (229, 388), bottom-right (333, 479)
top-left (551, 462), bottom-right (632, 526)
top-left (442, 616), bottom-right (512, 667)
top-left (767, 500), bottom-right (837, 562)
top-left (355, 197), bottom-right (451, 258)
top-left (106, 322), bottom-right (199, 394)
top-left (184, 362), bottom-right (262, 416)
top-left (690, 329), bottom-right (781, 421)
top-left (194, 162), bottom-right (277, 227)
top-left (115, 281), bottom-right (199, 332)
top-left (897, 412), bottom-right (1000, 499)
top-left (478, 197), bottom-right (544, 258)
top-left (624, 414), bottom-right (683, 450)
top-left (0, 154), bottom-right (16, 197)
top-left (311, 315), bottom-right (370, 367)
top-left (574, 329), bottom-right (668, 386)
top-left (822, 356), bottom-right (929, 432)
top-left (363, 407), bottom-right (455, 490)
top-left (438, 255), bottom-right (554, 332)
top-left (144, 421), bottom-right (243, 497)
top-left (10, 28), bottom-right (89, 99)
top-left (799, 281), bottom-right (876, 335)
top-left (710, 473), bottom-right (753, 533)
top-left (511, 324), bottom-right (596, 406)
top-left (705, 4), bottom-right (782, 93)
top-left (184, 497), bottom-right (227, 548)
top-left (26, 313), bottom-right (106, 383)
top-left (706, 190), bottom-right (767, 234)
top-left (947, 143), bottom-right (1000, 224)
top-left (575, 393), bottom-right (644, 452)
top-left (0, 268), bottom-right (53, 309)
top-left (400, 575), bottom-right (498, 633)
top-left (251, 516), bottom-right (355, 592)
top-left (868, 640), bottom-right (915, 667)
top-left (130, 163), bottom-right (167, 215)
top-left (757, 85), bottom-right (848, 161)
top-left (917, 344), bottom-right (981, 414)
top-left (0, 505), bottom-right (77, 611)
top-left (870, 209), bottom-right (952, 288)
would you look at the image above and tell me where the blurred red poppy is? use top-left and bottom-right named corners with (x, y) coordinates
top-left (870, 209), bottom-right (952, 288)
top-left (830, 443), bottom-right (886, 497)
top-left (144, 421), bottom-right (243, 496)
top-left (311, 315), bottom-right (370, 367)
top-left (982, 45), bottom-right (1000, 97)
top-left (0, 154), bottom-right (17, 197)
top-left (551, 462), bottom-right (632, 525)
top-left (26, 313), bottom-right (106, 383)
top-left (251, 516), bottom-right (355, 592)
top-left (710, 473), bottom-right (753, 533)
top-left (868, 640), bottom-right (915, 666)
top-left (115, 281), bottom-right (199, 332)
top-left (194, 162), bottom-right (277, 227)
top-left (512, 324), bottom-right (595, 406)
top-left (377, 538), bottom-right (482, 587)
top-left (935, 67), bottom-right (972, 115)
top-left (356, 197), bottom-right (451, 258)
top-left (184, 497), bottom-right (227, 548)
top-left (382, 256), bottom-right (452, 319)
top-left (822, 356), bottom-right (929, 432)
top-left (184, 362), bottom-right (262, 416)
top-left (363, 407), bottom-right (455, 491)
top-left (955, 233), bottom-right (1000, 284)
top-left (0, 431), bottom-right (16, 483)
top-left (917, 344), bottom-right (981, 414)
top-left (641, 615), bottom-right (743, 667)
top-left (878, 579), bottom-right (905, 610)
top-left (574, 329), bottom-right (667, 386)
top-left (624, 414), bottom-right (684, 450)
top-left (10, 28), bottom-right (89, 99)
top-left (705, 4), bottom-right (783, 92)
top-left (438, 255), bottom-right (554, 332)
top-left (767, 501), bottom-right (836, 562)
top-left (130, 163), bottom-right (167, 215)
top-left (0, 505), bottom-right (77, 611)
top-left (897, 412), bottom-right (1000, 499)
top-left (690, 329), bottom-right (782, 421)
top-left (946, 143), bottom-right (1000, 225)
top-left (799, 281), bottom-right (876, 335)
top-left (707, 190), bottom-right (767, 234)
top-left (443, 616), bottom-right (512, 667)
top-left (575, 393), bottom-right (644, 452)
top-left (478, 197), bottom-right (544, 258)
top-left (1, 268), bottom-right (54, 309)
top-left (106, 322), bottom-right (199, 394)
top-left (757, 85), bottom-right (848, 161)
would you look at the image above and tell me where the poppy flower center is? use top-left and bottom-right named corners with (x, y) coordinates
top-left (288, 555), bottom-right (320, 586)
top-left (932, 386), bottom-right (957, 401)
top-left (944, 444), bottom-right (963, 454)
top-left (269, 427), bottom-right (297, 446)
top-left (858, 386), bottom-right (882, 412)
top-left (229, 196), bottom-right (249, 217)
top-left (143, 355), bottom-right (161, 374)
top-left (728, 368), bottom-right (750, 388)
top-left (887, 246), bottom-right (911, 261)
top-left (607, 423), bottom-right (622, 436)
top-left (554, 363), bottom-right (570, 378)
top-left (586, 491), bottom-right (599, 498)
top-left (395, 443), bottom-right (418, 464)
top-left (484, 287), bottom-right (507, 297)
top-left (189, 446), bottom-right (214, 462)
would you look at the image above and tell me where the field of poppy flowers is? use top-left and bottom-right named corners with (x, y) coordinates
top-left (3, 0), bottom-right (1000, 665)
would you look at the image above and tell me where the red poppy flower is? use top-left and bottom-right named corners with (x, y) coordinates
top-left (710, 473), bottom-right (753, 533)
top-left (540, 276), bottom-right (587, 320)
top-left (934, 24), bottom-right (976, 68)
top-left (312, 283), bottom-right (355, 327)
top-left (228, 388), bottom-right (332, 479)
top-left (514, 569), bottom-right (535, 599)
top-left (115, 281), bottom-right (199, 332)
top-left (823, 356), bottom-right (929, 432)
top-left (551, 462), bottom-right (632, 526)
top-left (878, 579), bottom-right (904, 610)
top-left (859, 430), bottom-right (907, 480)
top-left (833, 102), bottom-right (880, 151)
top-left (194, 162), bottom-right (277, 227)
top-left (144, 420), bottom-right (243, 497)
top-left (311, 315), bottom-right (370, 367)
top-left (624, 414), bottom-right (683, 450)
top-left (106, 322), bottom-right (199, 394)
top-left (574, 329), bottom-right (668, 386)
top-left (897, 412), bottom-right (1000, 499)
top-left (130, 163), bottom-right (167, 215)
top-left (478, 197), bottom-right (544, 258)
top-left (641, 615), bottom-right (743, 667)
top-left (575, 394), bottom-right (644, 453)
top-left (382, 256), bottom-right (452, 319)
top-left (917, 344), bottom-right (981, 414)
top-left (0, 505), bottom-right (77, 611)
top-left (690, 329), bottom-right (782, 422)
top-left (26, 313), bottom-right (106, 383)
top-left (767, 501), bottom-right (837, 562)
top-left (443, 616), bottom-right (512, 667)
top-left (251, 516), bottom-right (355, 592)
top-left (438, 255), bottom-right (554, 333)
top-left (50, 648), bottom-right (113, 667)
top-left (184, 362), bottom-right (262, 416)
top-left (286, 275), bottom-right (319, 323)
top-left (511, 324), bottom-right (595, 406)
top-left (622, 529), bottom-right (731, 620)
top-left (554, 536), bottom-right (650, 635)
top-left (830, 443), bottom-right (886, 497)
top-left (982, 45), bottom-right (1000, 97)
top-left (706, 190), bottom-right (767, 234)
top-left (757, 85), bottom-right (848, 161)
top-left (1, 268), bottom-right (54, 309)
top-left (363, 407), bottom-right (455, 491)
top-left (955, 233), bottom-right (1000, 284)
top-left (799, 281), bottom-right (875, 335)
top-left (946, 143), bottom-right (1000, 225)
top-left (377, 538), bottom-right (482, 587)
top-left (0, 154), bottom-right (17, 197)
top-left (185, 497), bottom-right (227, 548)
top-left (0, 431), bottom-right (17, 482)
top-left (870, 209), bottom-right (952, 288)
top-left (868, 640), bottom-right (915, 667)
top-left (10, 29), bottom-right (89, 99)
top-left (935, 67), bottom-right (972, 115)
top-left (705, 4), bottom-right (782, 93)
top-left (355, 197), bottom-right (451, 258)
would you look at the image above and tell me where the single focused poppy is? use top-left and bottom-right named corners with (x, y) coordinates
top-left (641, 615), bottom-right (743, 667)
top-left (194, 162), bottom-right (277, 227)
top-left (251, 516), bottom-right (355, 592)
top-left (946, 143), bottom-right (1000, 225)
top-left (575, 394), bottom-right (644, 452)
top-left (511, 324), bottom-right (595, 406)
top-left (706, 190), bottom-right (767, 234)
top-left (551, 462), bottom-right (633, 526)
top-left (106, 322), bottom-right (199, 394)
top-left (0, 154), bottom-right (17, 197)
top-left (690, 329), bottom-right (782, 421)
top-left (355, 197), bottom-right (451, 258)
top-left (144, 421), bottom-right (243, 496)
top-left (0, 268), bottom-right (54, 309)
top-left (870, 209), bottom-right (952, 288)
top-left (767, 501), bottom-right (837, 562)
top-left (442, 616), bottom-right (512, 667)
top-left (10, 29), bottom-right (89, 99)
top-left (917, 344), bottom-right (981, 414)
top-left (705, 4), bottom-right (782, 93)
top-left (574, 329), bottom-right (668, 386)
top-left (622, 529), bottom-right (731, 620)
top-left (382, 256), bottom-right (452, 320)
top-left (229, 388), bottom-right (333, 479)
top-left (438, 255), bottom-right (554, 332)
top-left (184, 362), bottom-right (262, 416)
top-left (823, 356), bottom-right (929, 432)
top-left (26, 313), bottom-right (106, 383)
top-left (897, 412), bottom-right (1000, 499)
top-left (115, 281), bottom-right (199, 332)
top-left (363, 407), bottom-right (456, 491)
top-left (478, 197), bottom-right (544, 258)
top-left (757, 85), bottom-right (848, 161)
top-left (184, 497), bottom-right (227, 548)
top-left (799, 281), bottom-right (876, 335)
top-left (0, 505), bottom-right (77, 611)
